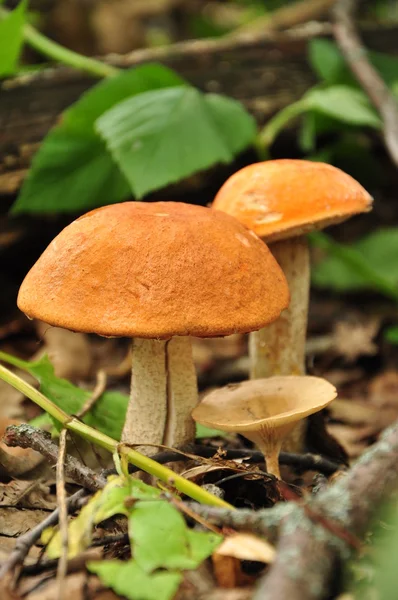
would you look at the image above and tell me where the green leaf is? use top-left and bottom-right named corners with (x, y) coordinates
top-left (308, 39), bottom-right (346, 84)
top-left (385, 326), bottom-right (398, 345)
top-left (0, 351), bottom-right (128, 440)
top-left (306, 86), bottom-right (382, 128)
top-left (12, 64), bottom-right (186, 214)
top-left (196, 423), bottom-right (226, 439)
top-left (96, 86), bottom-right (256, 198)
top-left (88, 560), bottom-right (182, 600)
top-left (311, 229), bottom-right (398, 300)
top-left (129, 500), bottom-right (222, 572)
top-left (0, 0), bottom-right (27, 77)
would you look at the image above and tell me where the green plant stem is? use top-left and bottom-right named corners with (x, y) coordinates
top-left (257, 99), bottom-right (309, 150)
top-left (0, 7), bottom-right (119, 79)
top-left (310, 231), bottom-right (398, 302)
top-left (0, 363), bottom-right (233, 509)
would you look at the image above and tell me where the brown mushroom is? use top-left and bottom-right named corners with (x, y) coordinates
top-left (17, 201), bottom-right (289, 454)
top-left (192, 376), bottom-right (337, 478)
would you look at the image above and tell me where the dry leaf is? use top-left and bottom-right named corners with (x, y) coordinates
top-left (215, 533), bottom-right (275, 564)
top-left (0, 507), bottom-right (49, 537)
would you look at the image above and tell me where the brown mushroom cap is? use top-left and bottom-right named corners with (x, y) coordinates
top-left (191, 376), bottom-right (337, 432)
top-left (213, 160), bottom-right (373, 242)
top-left (17, 201), bottom-right (289, 339)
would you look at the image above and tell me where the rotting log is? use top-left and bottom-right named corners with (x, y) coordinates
top-left (1, 24), bottom-right (398, 198)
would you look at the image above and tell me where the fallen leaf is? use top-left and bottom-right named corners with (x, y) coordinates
top-left (215, 533), bottom-right (275, 564)
top-left (0, 507), bottom-right (49, 537)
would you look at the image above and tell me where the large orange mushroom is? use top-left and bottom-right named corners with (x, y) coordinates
top-left (18, 201), bottom-right (289, 453)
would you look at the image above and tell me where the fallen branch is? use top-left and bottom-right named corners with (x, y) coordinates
top-left (3, 425), bottom-right (106, 492)
top-left (188, 420), bottom-right (398, 599)
top-left (255, 419), bottom-right (398, 599)
top-left (333, 0), bottom-right (398, 167)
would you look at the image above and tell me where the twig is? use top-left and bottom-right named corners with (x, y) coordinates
top-left (0, 489), bottom-right (87, 579)
top-left (3, 425), bottom-right (106, 492)
top-left (333, 0), bottom-right (398, 167)
top-left (231, 0), bottom-right (337, 37)
top-left (77, 370), bottom-right (107, 419)
top-left (254, 419), bottom-right (398, 599)
top-left (102, 445), bottom-right (341, 478)
top-left (55, 429), bottom-right (68, 600)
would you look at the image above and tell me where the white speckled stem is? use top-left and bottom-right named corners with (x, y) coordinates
top-left (249, 237), bottom-right (310, 453)
top-left (122, 339), bottom-right (167, 455)
top-left (164, 336), bottom-right (198, 448)
top-left (122, 337), bottom-right (198, 455)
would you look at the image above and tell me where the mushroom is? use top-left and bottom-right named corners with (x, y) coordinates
top-left (192, 376), bottom-right (337, 479)
top-left (213, 160), bottom-right (373, 381)
top-left (17, 201), bottom-right (289, 454)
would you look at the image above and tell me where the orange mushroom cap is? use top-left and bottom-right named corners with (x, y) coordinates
top-left (213, 160), bottom-right (373, 242)
top-left (17, 201), bottom-right (289, 339)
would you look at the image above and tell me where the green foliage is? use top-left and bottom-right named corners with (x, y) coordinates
top-left (311, 229), bottom-right (398, 301)
top-left (12, 65), bottom-right (185, 214)
top-left (0, 351), bottom-right (128, 440)
top-left (0, 0), bottom-right (27, 77)
top-left (259, 38), bottom-right (398, 155)
top-left (195, 423), bottom-right (226, 439)
top-left (88, 561), bottom-right (182, 600)
top-left (46, 474), bottom-right (222, 600)
top-left (0, 351), bottom-right (223, 440)
top-left (345, 504), bottom-right (398, 599)
top-left (12, 60), bottom-right (255, 213)
top-left (96, 87), bottom-right (256, 198)
top-left (385, 326), bottom-right (398, 345)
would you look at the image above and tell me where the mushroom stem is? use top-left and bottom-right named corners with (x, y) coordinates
top-left (249, 237), bottom-right (310, 454)
top-left (164, 336), bottom-right (198, 448)
top-left (244, 430), bottom-right (283, 480)
top-left (249, 236), bottom-right (310, 379)
top-left (122, 339), bottom-right (168, 454)
top-left (122, 337), bottom-right (198, 455)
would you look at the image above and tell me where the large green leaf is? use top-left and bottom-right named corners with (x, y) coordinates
top-left (12, 64), bottom-right (186, 214)
top-left (96, 86), bottom-right (257, 198)
top-left (312, 228), bottom-right (398, 297)
top-left (129, 500), bottom-right (221, 572)
top-left (0, 0), bottom-right (27, 77)
top-left (88, 560), bottom-right (182, 600)
top-left (0, 351), bottom-right (128, 440)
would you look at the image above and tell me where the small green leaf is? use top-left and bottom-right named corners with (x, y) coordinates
top-left (196, 423), bottom-right (226, 439)
top-left (96, 86), bottom-right (256, 198)
top-left (385, 326), bottom-right (398, 345)
top-left (0, 351), bottom-right (128, 440)
top-left (88, 560), bottom-right (182, 600)
top-left (308, 39), bottom-right (346, 84)
top-left (311, 228), bottom-right (398, 300)
top-left (0, 0), bottom-right (27, 77)
top-left (306, 86), bottom-right (382, 128)
top-left (12, 64), bottom-right (186, 214)
top-left (129, 500), bottom-right (221, 572)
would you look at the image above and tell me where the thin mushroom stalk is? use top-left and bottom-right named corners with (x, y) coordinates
top-left (122, 337), bottom-right (198, 454)
top-left (249, 237), bottom-right (310, 453)
top-left (249, 236), bottom-right (310, 379)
